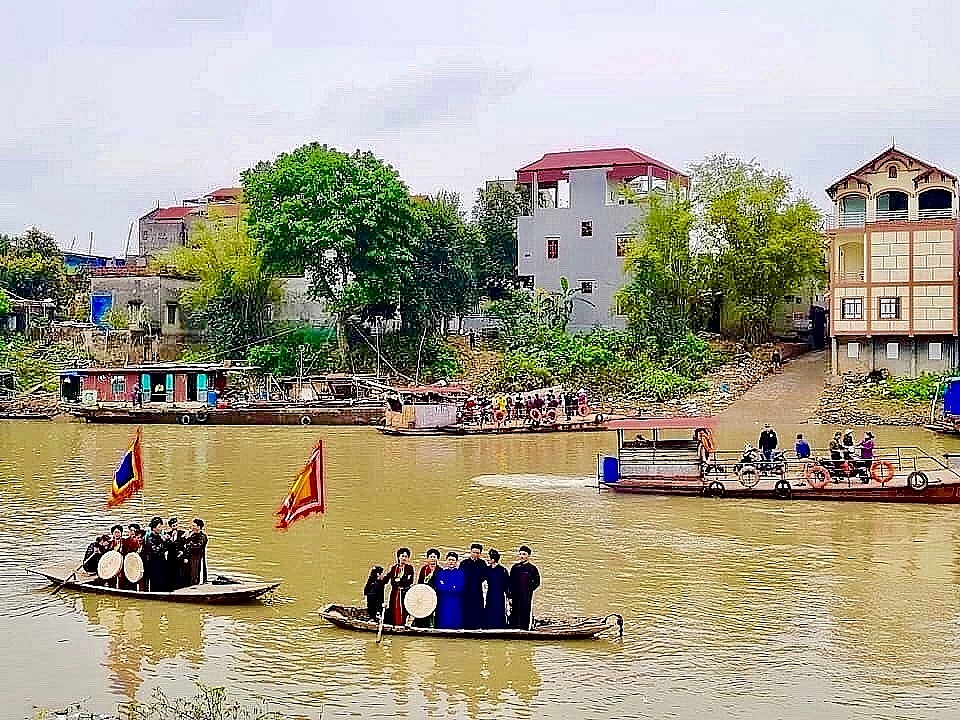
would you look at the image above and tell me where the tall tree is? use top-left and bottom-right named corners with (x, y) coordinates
top-left (158, 211), bottom-right (280, 355)
top-left (242, 143), bottom-right (417, 359)
top-left (471, 182), bottom-right (527, 293)
top-left (0, 228), bottom-right (69, 303)
top-left (692, 155), bottom-right (825, 343)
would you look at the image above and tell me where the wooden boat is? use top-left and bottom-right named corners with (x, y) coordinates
top-left (28, 565), bottom-right (280, 603)
top-left (319, 604), bottom-right (623, 639)
top-left (66, 402), bottom-right (383, 426)
top-left (598, 417), bottom-right (960, 503)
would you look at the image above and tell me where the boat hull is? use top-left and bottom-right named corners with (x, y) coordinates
top-left (65, 404), bottom-right (384, 426)
top-left (319, 604), bottom-right (622, 640)
top-left (28, 566), bottom-right (280, 603)
top-left (377, 420), bottom-right (609, 437)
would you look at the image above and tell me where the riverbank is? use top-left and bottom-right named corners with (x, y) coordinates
top-left (817, 373), bottom-right (932, 427)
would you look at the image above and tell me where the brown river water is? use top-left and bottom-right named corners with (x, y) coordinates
top-left (4, 353), bottom-right (960, 719)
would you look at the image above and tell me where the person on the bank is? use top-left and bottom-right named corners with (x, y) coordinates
top-left (382, 547), bottom-right (415, 626)
top-left (758, 424), bottom-right (778, 462)
top-left (483, 548), bottom-right (510, 629)
top-left (143, 516), bottom-right (167, 592)
top-left (460, 543), bottom-right (487, 630)
top-left (508, 545), bottom-right (541, 630)
top-left (414, 548), bottom-right (441, 628)
top-left (183, 518), bottom-right (208, 586)
top-left (795, 434), bottom-right (811, 460)
top-left (435, 551), bottom-right (465, 630)
top-left (82, 535), bottom-right (111, 573)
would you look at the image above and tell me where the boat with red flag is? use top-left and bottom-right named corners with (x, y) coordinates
top-left (598, 417), bottom-right (960, 503)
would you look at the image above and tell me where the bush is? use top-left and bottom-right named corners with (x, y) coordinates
top-left (246, 325), bottom-right (338, 376)
top-left (0, 335), bottom-right (90, 391)
top-left (884, 373), bottom-right (945, 402)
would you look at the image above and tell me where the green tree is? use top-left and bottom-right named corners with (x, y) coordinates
top-left (692, 155), bottom-right (825, 343)
top-left (243, 143), bottom-right (417, 360)
top-left (159, 211), bottom-right (280, 355)
top-left (0, 228), bottom-right (69, 303)
top-left (471, 182), bottom-right (527, 292)
top-left (0, 289), bottom-right (9, 317)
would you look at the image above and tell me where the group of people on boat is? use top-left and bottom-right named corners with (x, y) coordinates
top-left (364, 544), bottom-right (541, 631)
top-left (747, 424), bottom-right (878, 482)
top-left (81, 516), bottom-right (208, 591)
top-left (463, 388), bottom-right (590, 425)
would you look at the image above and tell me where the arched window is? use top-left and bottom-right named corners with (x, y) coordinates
top-left (888, 165), bottom-right (898, 178)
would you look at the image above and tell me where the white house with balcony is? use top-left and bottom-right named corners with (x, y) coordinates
top-left (515, 148), bottom-right (689, 331)
top-left (826, 146), bottom-right (959, 376)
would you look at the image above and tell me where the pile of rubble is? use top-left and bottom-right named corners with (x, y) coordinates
top-left (817, 374), bottom-right (929, 427)
top-left (0, 391), bottom-right (61, 419)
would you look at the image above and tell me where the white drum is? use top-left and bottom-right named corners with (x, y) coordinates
top-left (97, 550), bottom-right (123, 580)
top-left (404, 584), bottom-right (438, 619)
top-left (123, 552), bottom-right (144, 584)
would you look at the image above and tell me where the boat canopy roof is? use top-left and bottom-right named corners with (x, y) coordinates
top-left (606, 417), bottom-right (716, 431)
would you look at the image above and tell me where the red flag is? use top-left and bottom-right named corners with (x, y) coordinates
top-left (276, 440), bottom-right (325, 529)
top-left (107, 428), bottom-right (144, 508)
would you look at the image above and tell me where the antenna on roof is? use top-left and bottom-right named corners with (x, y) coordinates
top-left (892, 136), bottom-right (896, 149)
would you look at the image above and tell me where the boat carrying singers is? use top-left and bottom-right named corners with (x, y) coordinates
top-left (365, 543), bottom-right (542, 631)
top-left (82, 516), bottom-right (208, 591)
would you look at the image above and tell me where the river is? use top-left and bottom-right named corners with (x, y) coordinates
top-left (4, 353), bottom-right (960, 719)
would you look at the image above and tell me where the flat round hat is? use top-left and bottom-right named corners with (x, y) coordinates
top-left (123, 552), bottom-right (144, 583)
top-left (404, 584), bottom-right (438, 619)
top-left (97, 550), bottom-right (123, 580)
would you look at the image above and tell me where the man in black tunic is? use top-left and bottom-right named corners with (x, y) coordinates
top-left (165, 517), bottom-right (187, 590)
top-left (82, 535), bottom-right (111, 573)
top-left (183, 518), bottom-right (208, 586)
top-left (143, 517), bottom-right (168, 592)
top-left (459, 543), bottom-right (487, 630)
top-left (508, 545), bottom-right (541, 630)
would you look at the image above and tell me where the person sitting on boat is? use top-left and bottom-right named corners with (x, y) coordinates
top-left (364, 565), bottom-right (386, 621)
top-left (184, 518), bottom-right (208, 586)
top-left (483, 549), bottom-right (510, 629)
top-left (435, 552), bottom-right (465, 630)
top-left (82, 534), bottom-right (111, 574)
top-left (413, 549), bottom-right (441, 628)
top-left (460, 543), bottom-right (488, 630)
top-left (508, 545), bottom-right (541, 630)
top-left (758, 424), bottom-right (779, 462)
top-left (143, 517), bottom-right (167, 592)
top-left (382, 547), bottom-right (414, 626)
top-left (795, 434), bottom-right (811, 460)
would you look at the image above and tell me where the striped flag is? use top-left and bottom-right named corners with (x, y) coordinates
top-left (276, 439), bottom-right (325, 529)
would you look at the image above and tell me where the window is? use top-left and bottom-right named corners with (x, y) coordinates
top-left (579, 280), bottom-right (594, 294)
top-left (888, 165), bottom-right (898, 178)
top-left (518, 275), bottom-right (535, 289)
top-left (847, 342), bottom-right (860, 359)
top-left (929, 342), bottom-right (943, 361)
top-left (841, 297), bottom-right (863, 319)
top-left (616, 235), bottom-right (632, 257)
top-left (878, 297), bottom-right (900, 320)
top-left (580, 220), bottom-right (593, 237)
top-left (166, 303), bottom-right (178, 325)
top-left (111, 376), bottom-right (126, 397)
top-left (157, 232), bottom-right (168, 242)
top-left (546, 237), bottom-right (559, 259)
top-left (886, 342), bottom-right (899, 360)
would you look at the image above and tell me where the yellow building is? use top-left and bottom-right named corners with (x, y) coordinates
top-left (827, 147), bottom-right (958, 376)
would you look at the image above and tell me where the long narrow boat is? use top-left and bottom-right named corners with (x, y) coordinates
top-left (377, 418), bottom-right (610, 437)
top-left (319, 604), bottom-right (623, 640)
top-left (28, 565), bottom-right (280, 604)
top-left (598, 417), bottom-right (960, 503)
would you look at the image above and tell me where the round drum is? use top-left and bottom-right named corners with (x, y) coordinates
top-left (404, 584), bottom-right (438, 619)
top-left (97, 550), bottom-right (123, 580)
top-left (123, 552), bottom-right (144, 584)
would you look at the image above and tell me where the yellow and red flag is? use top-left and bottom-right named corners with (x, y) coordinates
top-left (107, 428), bottom-right (144, 508)
top-left (276, 439), bottom-right (325, 529)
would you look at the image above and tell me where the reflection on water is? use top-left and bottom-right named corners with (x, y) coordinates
top-left (4, 364), bottom-right (960, 719)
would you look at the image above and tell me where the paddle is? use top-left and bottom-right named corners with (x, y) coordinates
top-left (51, 564), bottom-right (83, 595)
top-left (376, 604), bottom-right (387, 644)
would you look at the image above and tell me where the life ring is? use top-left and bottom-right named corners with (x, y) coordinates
top-left (544, 408), bottom-right (558, 424)
top-left (738, 464), bottom-right (759, 488)
top-left (707, 480), bottom-right (725, 498)
top-left (493, 409), bottom-right (506, 423)
top-left (300, 415), bottom-right (312, 426)
top-left (179, 414), bottom-right (192, 426)
top-left (195, 410), bottom-right (208, 424)
top-left (907, 471), bottom-right (928, 491)
top-left (807, 464), bottom-right (831, 490)
top-left (870, 460), bottom-right (895, 485)
top-left (774, 478), bottom-right (792, 499)
top-left (529, 408), bottom-right (542, 423)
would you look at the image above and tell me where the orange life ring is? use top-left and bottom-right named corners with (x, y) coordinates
top-left (493, 409), bottom-right (506, 423)
top-left (545, 408), bottom-right (558, 424)
top-left (529, 407), bottom-right (542, 422)
top-left (870, 460), bottom-right (894, 485)
top-left (807, 464), bottom-right (830, 490)
top-left (577, 403), bottom-right (589, 416)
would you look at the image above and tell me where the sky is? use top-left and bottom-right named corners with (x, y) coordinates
top-left (3, 0), bottom-right (960, 255)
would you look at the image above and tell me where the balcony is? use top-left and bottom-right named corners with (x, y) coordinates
top-left (838, 211), bottom-right (866, 227)
top-left (875, 209), bottom-right (909, 222)
top-left (836, 271), bottom-right (865, 282)
top-left (918, 207), bottom-right (956, 221)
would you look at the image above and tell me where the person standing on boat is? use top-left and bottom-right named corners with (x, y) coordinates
top-left (857, 432), bottom-right (875, 482)
top-left (414, 549), bottom-right (441, 628)
top-left (508, 545), bottom-right (541, 630)
top-left (109, 524), bottom-right (123, 552)
top-left (364, 565), bottom-right (386, 620)
top-left (184, 518), bottom-right (208, 586)
top-left (483, 548), bottom-right (510, 629)
top-left (435, 551), bottom-right (465, 630)
top-left (82, 535), bottom-right (111, 574)
top-left (460, 543), bottom-right (487, 630)
top-left (165, 518), bottom-right (187, 590)
top-left (382, 547), bottom-right (415, 626)
top-left (758, 424), bottom-right (779, 462)
top-left (143, 517), bottom-right (167, 592)
top-left (795, 434), bottom-right (811, 460)
top-left (842, 429), bottom-right (856, 460)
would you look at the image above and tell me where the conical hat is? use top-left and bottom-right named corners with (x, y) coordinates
top-left (404, 584), bottom-right (438, 619)
top-left (123, 552), bottom-right (144, 583)
top-left (97, 550), bottom-right (123, 580)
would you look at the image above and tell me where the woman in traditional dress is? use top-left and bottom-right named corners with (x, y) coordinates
top-left (435, 551), bottom-right (465, 630)
top-left (483, 548), bottom-right (510, 629)
top-left (414, 548), bottom-right (441, 628)
top-left (383, 547), bottom-right (414, 626)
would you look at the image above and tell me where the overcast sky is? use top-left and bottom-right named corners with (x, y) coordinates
top-left (3, 0), bottom-right (959, 255)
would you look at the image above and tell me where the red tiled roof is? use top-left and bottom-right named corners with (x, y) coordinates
top-left (205, 187), bottom-right (243, 200)
top-left (517, 148), bottom-right (686, 178)
top-left (151, 206), bottom-right (196, 220)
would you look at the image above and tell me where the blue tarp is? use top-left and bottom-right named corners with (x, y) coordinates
top-left (91, 294), bottom-right (113, 326)
top-left (944, 379), bottom-right (960, 416)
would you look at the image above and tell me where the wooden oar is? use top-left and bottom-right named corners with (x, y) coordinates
top-left (51, 565), bottom-right (83, 595)
top-left (376, 604), bottom-right (387, 644)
